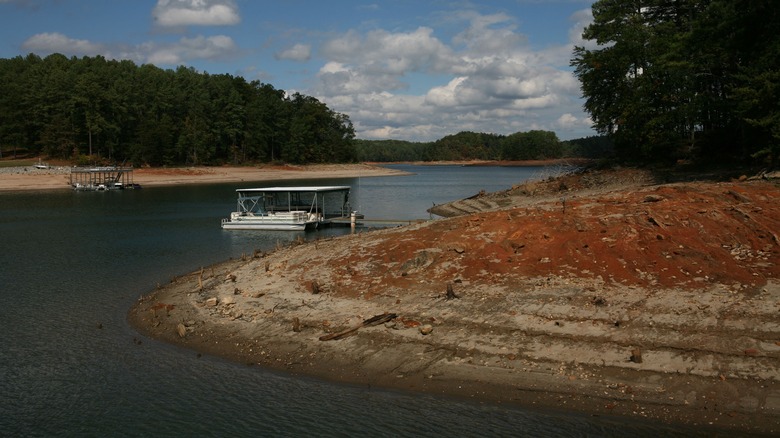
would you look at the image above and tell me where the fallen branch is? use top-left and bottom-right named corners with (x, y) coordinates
top-left (319, 312), bottom-right (397, 341)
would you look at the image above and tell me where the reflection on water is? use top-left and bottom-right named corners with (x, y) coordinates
top-left (0, 166), bottom-right (699, 436)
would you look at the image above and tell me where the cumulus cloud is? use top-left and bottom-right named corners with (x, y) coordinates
top-left (275, 43), bottom-right (311, 62)
top-left (556, 113), bottom-right (593, 131)
top-left (146, 35), bottom-right (238, 65)
top-left (322, 27), bottom-right (454, 75)
top-left (569, 8), bottom-right (595, 48)
top-left (153, 0), bottom-right (240, 27)
top-left (310, 10), bottom-right (593, 141)
top-left (19, 30), bottom-right (237, 68)
top-left (22, 32), bottom-right (105, 56)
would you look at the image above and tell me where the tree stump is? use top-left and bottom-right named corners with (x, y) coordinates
top-left (446, 283), bottom-right (459, 300)
top-left (630, 348), bottom-right (643, 363)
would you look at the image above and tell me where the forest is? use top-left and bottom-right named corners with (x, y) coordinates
top-left (354, 132), bottom-right (612, 162)
top-left (0, 52), bottom-right (607, 165)
top-left (572, 0), bottom-right (779, 166)
top-left (0, 53), bottom-right (357, 166)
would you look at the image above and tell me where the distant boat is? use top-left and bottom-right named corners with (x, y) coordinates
top-left (34, 159), bottom-right (49, 169)
top-left (221, 186), bottom-right (359, 231)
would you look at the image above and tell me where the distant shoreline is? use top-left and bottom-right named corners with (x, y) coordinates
top-left (367, 158), bottom-right (594, 167)
top-left (0, 160), bottom-right (588, 192)
top-left (0, 163), bottom-right (411, 192)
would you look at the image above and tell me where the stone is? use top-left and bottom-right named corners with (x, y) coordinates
top-left (420, 324), bottom-right (433, 335)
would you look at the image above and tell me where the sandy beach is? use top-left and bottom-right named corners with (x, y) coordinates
top-left (0, 163), bottom-right (410, 192)
top-left (127, 166), bottom-right (780, 435)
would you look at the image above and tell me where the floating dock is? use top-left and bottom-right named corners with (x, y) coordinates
top-left (69, 166), bottom-right (138, 191)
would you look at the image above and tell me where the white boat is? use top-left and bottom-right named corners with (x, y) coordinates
top-left (221, 186), bottom-right (358, 231)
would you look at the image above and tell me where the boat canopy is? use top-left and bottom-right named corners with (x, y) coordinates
top-left (233, 186), bottom-right (353, 220)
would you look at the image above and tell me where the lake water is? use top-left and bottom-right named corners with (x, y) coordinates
top-left (0, 165), bottom-right (699, 436)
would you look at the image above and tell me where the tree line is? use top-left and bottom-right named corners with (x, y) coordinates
top-left (0, 53), bottom-right (356, 165)
top-left (355, 131), bottom-right (612, 162)
top-left (572, 0), bottom-right (779, 166)
top-left (0, 53), bottom-right (614, 167)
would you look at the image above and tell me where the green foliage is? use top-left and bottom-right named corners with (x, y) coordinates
top-left (355, 130), bottom-right (603, 162)
top-left (561, 136), bottom-right (614, 159)
top-left (572, 0), bottom-right (780, 166)
top-left (0, 54), bottom-right (356, 165)
top-left (354, 139), bottom-right (430, 161)
top-left (502, 130), bottom-right (561, 160)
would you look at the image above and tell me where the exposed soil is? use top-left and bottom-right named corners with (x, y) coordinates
top-left (129, 167), bottom-right (780, 434)
top-left (0, 163), bottom-right (409, 191)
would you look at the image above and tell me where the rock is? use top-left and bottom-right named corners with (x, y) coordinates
top-left (176, 323), bottom-right (187, 338)
top-left (420, 324), bottom-right (433, 335)
top-left (643, 194), bottom-right (664, 203)
top-left (205, 297), bottom-right (218, 307)
top-left (630, 348), bottom-right (643, 363)
top-left (221, 296), bottom-right (235, 305)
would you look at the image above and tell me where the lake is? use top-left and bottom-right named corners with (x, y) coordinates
top-left (0, 164), bottom-right (697, 436)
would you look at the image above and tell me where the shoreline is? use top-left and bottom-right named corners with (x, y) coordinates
top-left (128, 240), bottom-right (780, 435)
top-left (0, 159), bottom-right (586, 192)
top-left (128, 167), bottom-right (780, 435)
top-left (0, 163), bottom-right (411, 192)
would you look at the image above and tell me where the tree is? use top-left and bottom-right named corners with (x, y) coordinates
top-left (572, 0), bottom-right (780, 165)
top-left (501, 130), bottom-right (561, 160)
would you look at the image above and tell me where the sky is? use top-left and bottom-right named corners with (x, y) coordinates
top-left (0, 0), bottom-right (598, 142)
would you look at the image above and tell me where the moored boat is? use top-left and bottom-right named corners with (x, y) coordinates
top-left (221, 186), bottom-right (359, 231)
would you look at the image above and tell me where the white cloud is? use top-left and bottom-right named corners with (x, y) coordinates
top-left (153, 0), bottom-right (240, 27)
top-left (569, 8), bottom-right (595, 48)
top-left (309, 10), bottom-right (594, 141)
top-left (146, 35), bottom-right (238, 65)
top-left (22, 32), bottom-right (105, 56)
top-left (322, 27), bottom-right (454, 75)
top-left (556, 113), bottom-right (593, 131)
top-left (275, 43), bottom-right (311, 62)
top-left (19, 30), bottom-right (237, 68)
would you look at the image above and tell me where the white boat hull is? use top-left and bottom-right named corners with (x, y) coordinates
top-left (221, 221), bottom-right (313, 231)
top-left (221, 211), bottom-right (318, 231)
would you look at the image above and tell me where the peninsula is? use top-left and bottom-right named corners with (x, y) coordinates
top-left (128, 166), bottom-right (780, 434)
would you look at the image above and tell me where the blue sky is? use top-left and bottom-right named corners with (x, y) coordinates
top-left (0, 0), bottom-right (597, 141)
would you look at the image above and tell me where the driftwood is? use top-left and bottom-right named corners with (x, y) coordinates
top-left (319, 312), bottom-right (397, 341)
